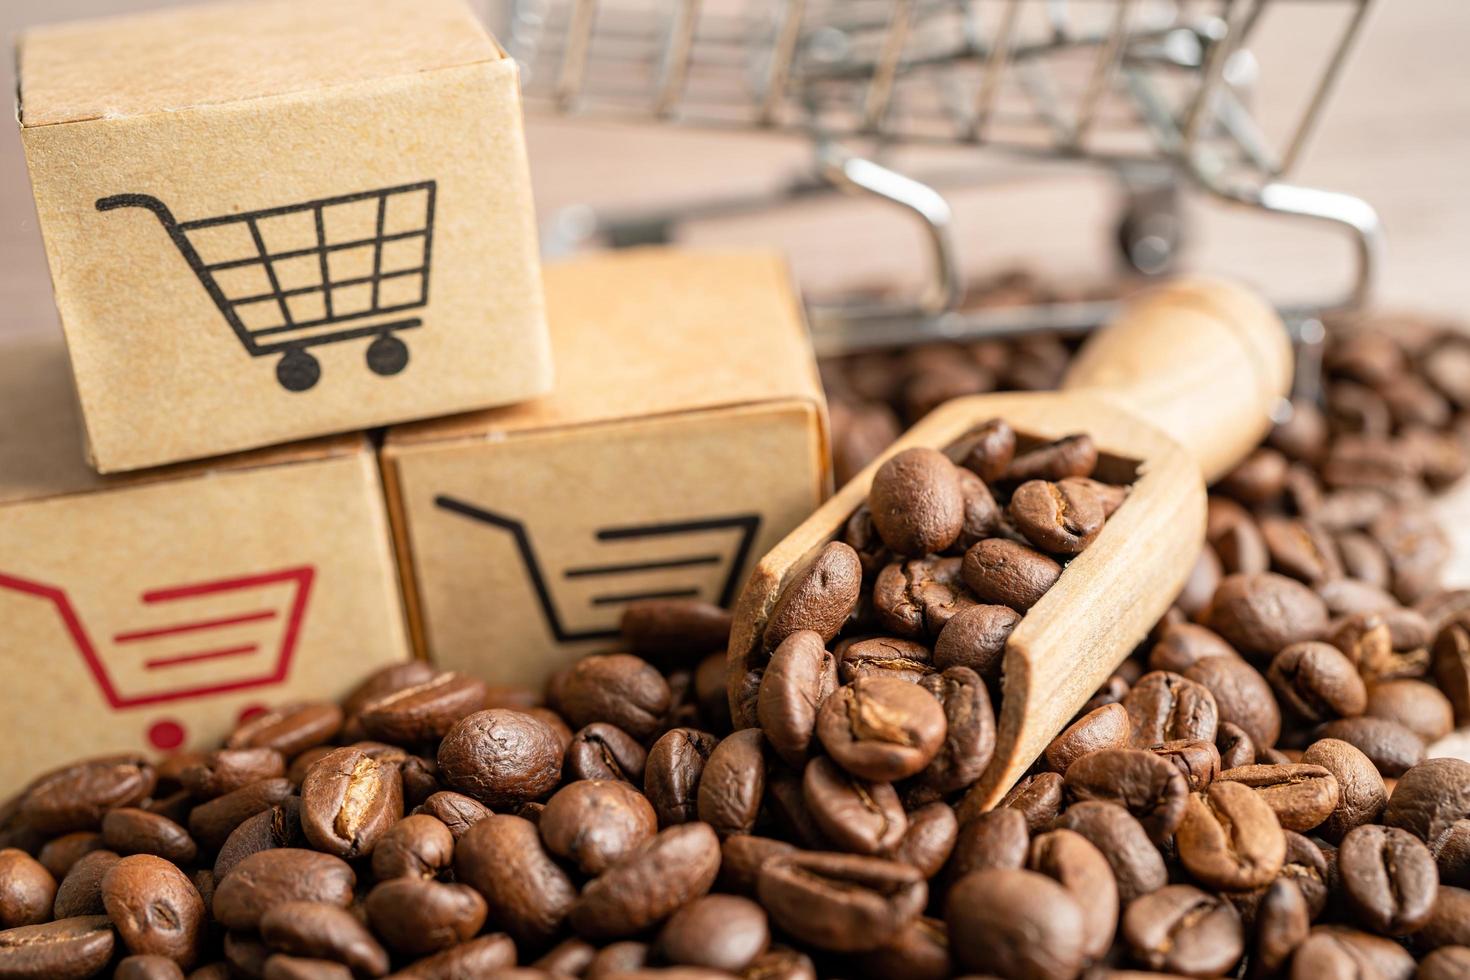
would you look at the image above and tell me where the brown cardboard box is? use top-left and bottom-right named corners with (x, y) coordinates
top-left (382, 248), bottom-right (830, 689)
top-left (16, 0), bottom-right (550, 473)
top-left (0, 335), bottom-right (412, 793)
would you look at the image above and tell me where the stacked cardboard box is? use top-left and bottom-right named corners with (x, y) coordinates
top-left (5, 0), bottom-right (829, 790)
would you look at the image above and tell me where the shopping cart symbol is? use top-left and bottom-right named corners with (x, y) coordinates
top-left (0, 566), bottom-right (315, 709)
top-left (434, 496), bottom-right (760, 642)
top-left (96, 181), bottom-right (436, 392)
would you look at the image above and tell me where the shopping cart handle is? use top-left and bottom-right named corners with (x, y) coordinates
top-left (96, 194), bottom-right (178, 229)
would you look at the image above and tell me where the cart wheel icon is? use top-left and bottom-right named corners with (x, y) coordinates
top-left (277, 350), bottom-right (322, 392)
top-left (366, 334), bottom-right (410, 377)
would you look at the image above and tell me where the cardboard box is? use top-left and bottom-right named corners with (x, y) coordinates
top-left (383, 249), bottom-right (830, 689)
top-left (16, 0), bottom-right (551, 473)
top-left (0, 335), bottom-right (412, 793)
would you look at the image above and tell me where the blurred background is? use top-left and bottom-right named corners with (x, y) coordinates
top-left (3, 0), bottom-right (1469, 347)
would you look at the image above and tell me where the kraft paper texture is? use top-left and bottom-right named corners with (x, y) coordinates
top-left (0, 337), bottom-right (411, 793)
top-left (384, 248), bottom-right (830, 690)
top-left (17, 0), bottom-right (549, 473)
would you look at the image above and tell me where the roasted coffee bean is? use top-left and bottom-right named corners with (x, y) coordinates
top-left (873, 557), bottom-right (976, 639)
top-left (1221, 447), bottom-right (1290, 504)
top-left (947, 807), bottom-right (1030, 880)
top-left (1432, 614), bottom-right (1470, 723)
top-left (961, 538), bottom-right (1062, 611)
top-left (946, 868), bottom-right (1085, 979)
top-left (1185, 655), bottom-right (1281, 749)
top-left (357, 672), bottom-right (487, 745)
top-left (1336, 824), bottom-right (1438, 935)
top-left (370, 813), bottom-right (453, 881)
top-left (1152, 739), bottom-right (1221, 792)
top-left (995, 771), bottom-right (1065, 832)
top-left (571, 823), bottom-right (721, 940)
top-left (1262, 516), bottom-right (1342, 584)
top-left (101, 855), bottom-right (203, 967)
top-left (1005, 433), bottom-right (1097, 482)
top-left (454, 814), bottom-right (576, 946)
top-left (869, 448), bottom-right (967, 556)
top-left (585, 940), bottom-right (648, 976)
top-left (757, 631), bottom-right (838, 766)
top-left (541, 780), bottom-right (658, 875)
top-left (1301, 738), bottom-right (1387, 840)
top-left (1150, 623), bottom-right (1238, 674)
top-left (837, 636), bottom-right (932, 684)
top-left (1268, 641), bottom-right (1368, 723)
top-left (0, 915), bottom-right (115, 980)
top-left (413, 790), bottom-right (491, 840)
top-left (51, 849), bottom-right (118, 919)
top-left (697, 729), bottom-right (767, 838)
top-left (115, 954), bottom-right (185, 980)
top-left (719, 836), bottom-right (798, 897)
top-left (1045, 702), bottom-right (1131, 773)
top-left (656, 894), bottom-right (769, 973)
top-left (438, 709), bottom-right (562, 807)
top-left (533, 937), bottom-right (596, 976)
top-left (1054, 800), bottom-right (1168, 905)
top-left (1124, 671), bottom-right (1220, 747)
top-left (1318, 716), bottom-right (1426, 776)
top-left (99, 808), bottom-right (197, 865)
top-left (759, 851), bottom-right (925, 954)
top-left (0, 850), bottom-right (55, 929)
top-left (816, 676), bottom-right (946, 782)
top-left (954, 468), bottom-right (1002, 549)
top-left (1432, 820), bottom-right (1470, 887)
top-left (843, 504), bottom-right (892, 577)
top-left (1218, 763), bottom-right (1341, 832)
top-left (363, 878), bottom-right (487, 957)
top-left (931, 603), bottom-right (1020, 679)
top-left (179, 748), bottom-right (286, 799)
top-left (1419, 947), bottom-right (1470, 980)
top-left (622, 599), bottom-right (733, 661)
top-left (861, 916), bottom-right (950, 980)
top-left (910, 666), bottom-right (994, 799)
top-left (762, 542), bottom-right (863, 650)
top-left (1175, 781), bottom-right (1286, 891)
top-left (555, 655), bottom-right (671, 741)
top-left (1207, 573), bottom-right (1329, 659)
top-left (383, 933), bottom-right (516, 978)
top-left (1214, 510), bottom-right (1271, 575)
top-left (565, 723), bottom-right (647, 783)
top-left (19, 756), bottom-right (156, 835)
top-left (800, 756), bottom-right (905, 855)
top-left (644, 728), bottom-right (719, 827)
top-left (762, 772), bottom-right (828, 851)
top-left (1008, 478), bottom-right (1105, 555)
top-left (1384, 757), bottom-right (1470, 845)
top-left (1122, 884), bottom-right (1243, 977)
top-left (1416, 885), bottom-right (1470, 951)
top-left (889, 802), bottom-right (957, 879)
top-left (1290, 926), bottom-right (1416, 979)
top-left (342, 661), bottom-right (440, 722)
top-left (1252, 879), bottom-right (1311, 979)
top-left (959, 418), bottom-right (1015, 482)
top-left (258, 901), bottom-right (389, 977)
top-left (1217, 721), bottom-right (1258, 769)
top-left (298, 746), bottom-right (403, 859)
top-left (1364, 678), bottom-right (1455, 742)
top-left (1064, 748), bottom-right (1188, 844)
top-left (212, 849), bottom-right (355, 931)
top-left (228, 703), bottom-right (343, 757)
top-left (188, 777), bottom-right (293, 853)
top-left (213, 797), bottom-right (304, 881)
top-left (35, 833), bottom-right (102, 882)
top-left (1028, 829), bottom-right (1118, 960)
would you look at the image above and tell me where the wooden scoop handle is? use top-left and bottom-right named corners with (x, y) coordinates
top-left (1062, 277), bottom-right (1293, 483)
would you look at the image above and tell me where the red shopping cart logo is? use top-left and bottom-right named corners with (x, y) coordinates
top-left (0, 566), bottom-right (315, 710)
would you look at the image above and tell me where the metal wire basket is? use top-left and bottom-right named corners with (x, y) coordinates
top-left (500, 0), bottom-right (1379, 366)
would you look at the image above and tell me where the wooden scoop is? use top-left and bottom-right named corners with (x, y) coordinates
top-left (727, 277), bottom-right (1294, 812)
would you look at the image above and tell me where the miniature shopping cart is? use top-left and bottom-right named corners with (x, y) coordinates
top-left (97, 182), bottom-right (436, 391)
top-left (0, 566), bottom-right (314, 749)
top-left (501, 0), bottom-right (1379, 360)
top-left (436, 495), bottom-right (760, 642)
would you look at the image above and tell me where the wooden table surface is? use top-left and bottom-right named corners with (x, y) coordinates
top-left (2, 0), bottom-right (1466, 757)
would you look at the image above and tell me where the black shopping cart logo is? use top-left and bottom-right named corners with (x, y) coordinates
top-left (435, 495), bottom-right (761, 643)
top-left (96, 182), bottom-right (436, 392)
